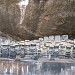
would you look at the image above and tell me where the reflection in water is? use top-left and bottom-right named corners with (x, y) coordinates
top-left (0, 61), bottom-right (75, 75)
top-left (0, 61), bottom-right (29, 75)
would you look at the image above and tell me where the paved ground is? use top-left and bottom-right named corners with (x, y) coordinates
top-left (0, 56), bottom-right (75, 63)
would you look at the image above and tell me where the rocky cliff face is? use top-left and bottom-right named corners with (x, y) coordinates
top-left (0, 0), bottom-right (75, 40)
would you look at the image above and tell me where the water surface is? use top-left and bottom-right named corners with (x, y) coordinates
top-left (0, 61), bottom-right (75, 75)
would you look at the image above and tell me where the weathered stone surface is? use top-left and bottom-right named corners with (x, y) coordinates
top-left (0, 0), bottom-right (75, 40)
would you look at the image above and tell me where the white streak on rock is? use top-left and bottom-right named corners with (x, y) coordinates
top-left (17, 0), bottom-right (29, 24)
